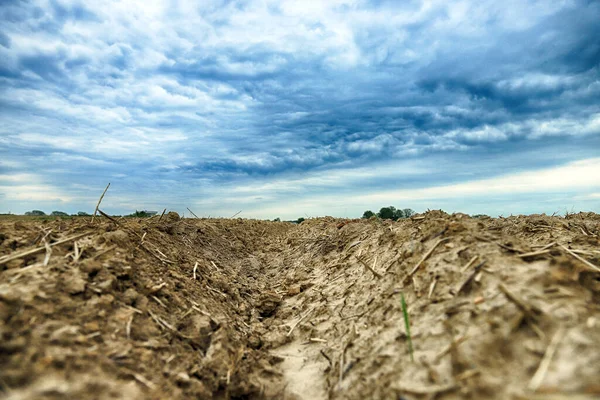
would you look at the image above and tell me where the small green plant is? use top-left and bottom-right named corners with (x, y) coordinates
top-left (400, 292), bottom-right (414, 362)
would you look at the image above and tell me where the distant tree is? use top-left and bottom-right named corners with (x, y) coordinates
top-left (51, 211), bottom-right (69, 217)
top-left (402, 208), bottom-right (415, 218)
top-left (373, 206), bottom-right (415, 220)
top-left (273, 217), bottom-right (281, 222)
top-left (296, 217), bottom-right (305, 224)
top-left (362, 210), bottom-right (375, 219)
top-left (377, 206), bottom-right (397, 220)
top-left (77, 211), bottom-right (91, 216)
top-left (130, 210), bottom-right (152, 218)
top-left (25, 210), bottom-right (46, 216)
top-left (393, 208), bottom-right (405, 220)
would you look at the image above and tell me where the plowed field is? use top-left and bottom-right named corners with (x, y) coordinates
top-left (1, 211), bottom-right (599, 399)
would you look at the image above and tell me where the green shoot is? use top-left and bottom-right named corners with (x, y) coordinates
top-left (400, 292), bottom-right (414, 362)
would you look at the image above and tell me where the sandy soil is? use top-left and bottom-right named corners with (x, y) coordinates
top-left (1, 211), bottom-right (599, 399)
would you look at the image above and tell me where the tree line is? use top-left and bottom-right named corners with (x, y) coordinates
top-left (22, 210), bottom-right (158, 217)
top-left (271, 207), bottom-right (416, 223)
top-left (24, 210), bottom-right (89, 216)
top-left (362, 206), bottom-right (415, 221)
top-left (22, 208), bottom-right (416, 221)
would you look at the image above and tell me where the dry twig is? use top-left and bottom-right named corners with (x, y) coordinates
top-left (158, 208), bottom-right (167, 222)
top-left (407, 238), bottom-right (450, 279)
top-left (0, 231), bottom-right (93, 266)
top-left (454, 260), bottom-right (486, 296)
top-left (73, 241), bottom-right (81, 262)
top-left (98, 209), bottom-right (172, 263)
top-left (287, 306), bottom-right (316, 336)
top-left (461, 256), bottom-right (479, 272)
top-left (92, 183), bottom-right (110, 223)
top-left (149, 282), bottom-right (167, 294)
top-left (394, 382), bottom-right (458, 395)
top-left (499, 283), bottom-right (542, 317)
top-left (559, 245), bottom-right (600, 272)
top-left (518, 249), bottom-right (552, 259)
top-left (121, 368), bottom-right (155, 390)
top-left (186, 207), bottom-right (199, 218)
top-left (126, 315), bottom-right (134, 339)
top-left (474, 235), bottom-right (525, 253)
top-left (148, 310), bottom-right (176, 332)
top-left (91, 245), bottom-right (117, 260)
top-left (529, 328), bottom-right (566, 391)
top-left (151, 296), bottom-right (167, 308)
top-left (355, 256), bottom-right (383, 279)
top-left (499, 283), bottom-right (545, 339)
top-left (42, 238), bottom-right (52, 267)
top-left (206, 284), bottom-right (227, 298)
top-left (428, 277), bottom-right (438, 299)
top-left (435, 335), bottom-right (469, 362)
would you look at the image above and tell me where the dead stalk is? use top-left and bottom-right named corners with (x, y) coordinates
top-left (92, 183), bottom-right (110, 223)
top-left (287, 306), bottom-right (316, 336)
top-left (407, 238), bottom-right (450, 279)
top-left (559, 245), bottom-right (600, 272)
top-left (126, 315), bottom-right (134, 339)
top-left (187, 207), bottom-right (200, 218)
top-left (0, 231), bottom-right (93, 266)
top-left (461, 256), bottom-right (479, 272)
top-left (428, 277), bottom-right (438, 299)
top-left (356, 256), bottom-right (383, 279)
top-left (528, 328), bottom-right (566, 391)
top-left (42, 238), bottom-right (52, 267)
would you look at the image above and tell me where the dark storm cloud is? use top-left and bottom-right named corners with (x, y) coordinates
top-left (49, 0), bottom-right (99, 22)
top-left (0, 30), bottom-right (11, 48)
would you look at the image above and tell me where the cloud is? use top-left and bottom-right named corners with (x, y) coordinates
top-left (0, 0), bottom-right (598, 216)
top-left (0, 173), bottom-right (74, 203)
top-left (357, 158), bottom-right (600, 203)
top-left (212, 158), bottom-right (598, 219)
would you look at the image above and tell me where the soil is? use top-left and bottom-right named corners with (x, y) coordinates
top-left (1, 211), bottom-right (599, 399)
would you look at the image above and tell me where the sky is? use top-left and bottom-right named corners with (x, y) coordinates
top-left (0, 0), bottom-right (599, 219)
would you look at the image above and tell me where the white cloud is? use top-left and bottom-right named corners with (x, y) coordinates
top-left (444, 114), bottom-right (600, 143)
top-left (0, 173), bottom-right (74, 203)
top-left (358, 158), bottom-right (600, 202)
top-left (573, 192), bottom-right (600, 200)
top-left (195, 158), bottom-right (600, 219)
top-left (498, 73), bottom-right (574, 90)
top-left (0, 185), bottom-right (73, 202)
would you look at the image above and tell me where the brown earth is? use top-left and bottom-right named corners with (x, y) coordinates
top-left (1, 211), bottom-right (599, 400)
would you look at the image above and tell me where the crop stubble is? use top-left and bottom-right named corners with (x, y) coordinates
top-left (0, 211), bottom-right (599, 399)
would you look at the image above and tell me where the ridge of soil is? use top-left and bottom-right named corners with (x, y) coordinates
top-left (1, 211), bottom-right (599, 399)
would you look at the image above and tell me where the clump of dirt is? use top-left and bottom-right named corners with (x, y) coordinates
top-left (1, 212), bottom-right (599, 399)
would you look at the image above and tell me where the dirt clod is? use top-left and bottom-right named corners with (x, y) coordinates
top-left (63, 274), bottom-right (86, 294)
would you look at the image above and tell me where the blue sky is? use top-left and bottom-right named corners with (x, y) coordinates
top-left (0, 0), bottom-right (599, 218)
